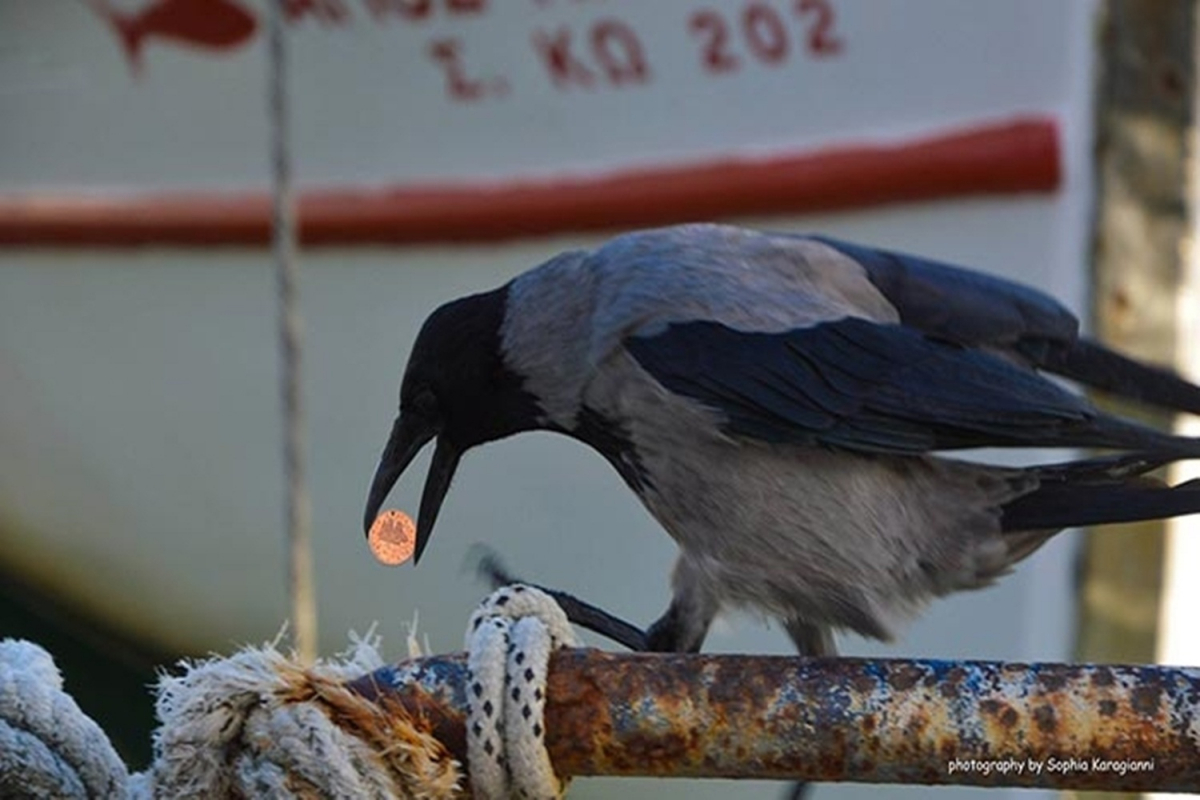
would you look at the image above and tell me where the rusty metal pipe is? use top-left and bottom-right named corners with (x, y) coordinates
top-left (347, 650), bottom-right (1200, 791)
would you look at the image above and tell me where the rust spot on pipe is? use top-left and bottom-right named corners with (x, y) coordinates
top-left (1033, 704), bottom-right (1057, 733)
top-left (1040, 670), bottom-right (1069, 692)
top-left (889, 663), bottom-right (924, 691)
top-left (850, 672), bottom-right (876, 694)
top-left (1131, 684), bottom-right (1163, 715)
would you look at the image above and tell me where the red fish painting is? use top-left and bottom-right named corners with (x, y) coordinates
top-left (85, 0), bottom-right (258, 73)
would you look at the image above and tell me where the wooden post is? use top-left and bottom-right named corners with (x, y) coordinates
top-left (1078, 2), bottom-right (1196, 798)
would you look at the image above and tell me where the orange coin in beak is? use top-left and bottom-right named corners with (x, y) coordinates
top-left (368, 509), bottom-right (417, 566)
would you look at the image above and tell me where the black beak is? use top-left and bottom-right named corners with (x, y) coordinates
top-left (364, 415), bottom-right (462, 564)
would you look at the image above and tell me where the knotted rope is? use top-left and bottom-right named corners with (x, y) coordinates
top-left (0, 587), bottom-right (580, 799)
top-left (463, 585), bottom-right (578, 800)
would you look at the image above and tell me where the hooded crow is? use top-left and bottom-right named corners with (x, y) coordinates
top-left (365, 223), bottom-right (1200, 657)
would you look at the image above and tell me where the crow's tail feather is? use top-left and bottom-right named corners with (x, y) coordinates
top-left (1043, 338), bottom-right (1200, 416)
top-left (1001, 451), bottom-right (1200, 532)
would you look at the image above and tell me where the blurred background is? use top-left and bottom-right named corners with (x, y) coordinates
top-left (1, 1), bottom-right (1197, 798)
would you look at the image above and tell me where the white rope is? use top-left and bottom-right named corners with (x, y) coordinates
top-left (0, 634), bottom-right (461, 799)
top-left (0, 589), bottom-right (579, 799)
top-left (464, 585), bottom-right (579, 800)
top-left (267, 0), bottom-right (317, 665)
top-left (0, 640), bottom-right (127, 798)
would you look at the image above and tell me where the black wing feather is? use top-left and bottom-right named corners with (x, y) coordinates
top-left (809, 235), bottom-right (1078, 348)
top-left (810, 235), bottom-right (1200, 415)
top-left (627, 317), bottom-right (1193, 455)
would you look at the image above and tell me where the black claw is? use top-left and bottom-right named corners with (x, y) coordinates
top-left (469, 543), bottom-right (520, 589)
top-left (467, 544), bottom-right (649, 651)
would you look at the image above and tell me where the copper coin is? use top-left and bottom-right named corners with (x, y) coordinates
top-left (368, 509), bottom-right (416, 566)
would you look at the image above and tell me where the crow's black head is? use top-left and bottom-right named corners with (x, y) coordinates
top-left (363, 285), bottom-right (543, 563)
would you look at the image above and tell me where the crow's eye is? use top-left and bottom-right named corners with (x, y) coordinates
top-left (409, 389), bottom-right (439, 419)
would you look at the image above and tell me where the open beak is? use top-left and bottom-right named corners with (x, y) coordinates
top-left (364, 415), bottom-right (461, 564)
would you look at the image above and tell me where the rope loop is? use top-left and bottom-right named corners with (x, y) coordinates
top-left (464, 585), bottom-right (579, 800)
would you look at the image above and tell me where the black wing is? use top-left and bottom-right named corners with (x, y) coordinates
top-left (626, 317), bottom-right (1196, 455)
top-left (811, 236), bottom-right (1200, 415)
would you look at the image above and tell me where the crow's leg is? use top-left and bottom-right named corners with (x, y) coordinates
top-left (784, 620), bottom-right (838, 658)
top-left (644, 596), bottom-right (713, 653)
top-left (475, 546), bottom-right (722, 653)
top-left (646, 556), bottom-right (721, 653)
top-left (779, 620), bottom-right (836, 800)
top-left (474, 546), bottom-right (648, 650)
